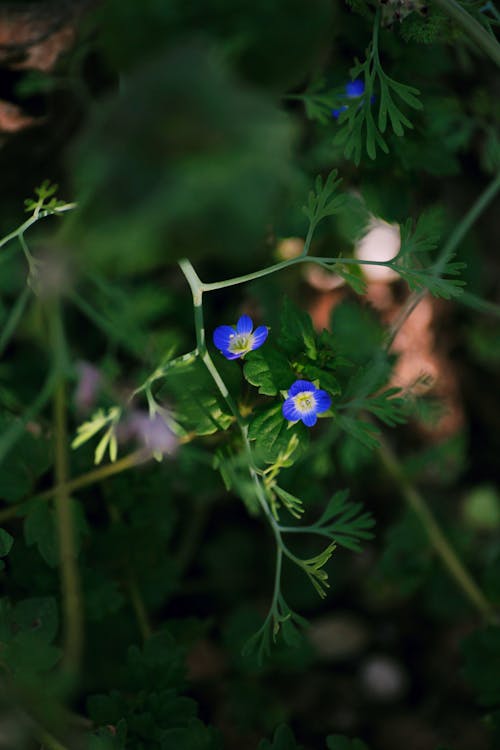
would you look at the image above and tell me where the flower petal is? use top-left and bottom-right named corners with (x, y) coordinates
top-left (346, 79), bottom-right (365, 98)
top-left (289, 380), bottom-right (316, 397)
top-left (223, 350), bottom-right (244, 360)
top-left (251, 326), bottom-right (268, 350)
top-left (282, 397), bottom-right (301, 422)
top-left (236, 315), bottom-right (253, 335)
top-left (314, 389), bottom-right (331, 414)
top-left (301, 410), bottom-right (318, 427)
top-left (213, 325), bottom-right (236, 353)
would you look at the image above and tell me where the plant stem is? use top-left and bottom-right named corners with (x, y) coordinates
top-left (128, 574), bottom-right (152, 641)
top-left (0, 203), bottom-right (76, 252)
top-left (0, 285), bottom-right (31, 357)
top-left (387, 171), bottom-right (500, 347)
top-left (201, 255), bottom-right (391, 292)
top-left (0, 450), bottom-right (146, 524)
top-left (377, 433), bottom-right (496, 623)
top-left (434, 0), bottom-right (500, 67)
top-left (51, 304), bottom-right (83, 675)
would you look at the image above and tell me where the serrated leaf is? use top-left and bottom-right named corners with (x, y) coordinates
top-left (336, 414), bottom-right (380, 449)
top-left (300, 363), bottom-right (341, 397)
top-left (243, 348), bottom-right (292, 396)
top-left (279, 298), bottom-right (317, 360)
top-left (248, 405), bottom-right (308, 465)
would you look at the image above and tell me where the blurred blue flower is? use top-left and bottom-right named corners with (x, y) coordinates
top-left (282, 380), bottom-right (331, 427)
top-left (332, 78), bottom-right (366, 119)
top-left (213, 314), bottom-right (269, 360)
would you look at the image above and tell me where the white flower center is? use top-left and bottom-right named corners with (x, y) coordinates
top-left (294, 391), bottom-right (316, 414)
top-left (228, 332), bottom-right (253, 354)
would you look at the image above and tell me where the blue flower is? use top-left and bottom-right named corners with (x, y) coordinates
top-left (282, 380), bottom-right (332, 428)
top-left (332, 78), bottom-right (366, 119)
top-left (213, 314), bottom-right (269, 360)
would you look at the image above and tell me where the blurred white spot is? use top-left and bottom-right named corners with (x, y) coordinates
top-left (360, 654), bottom-right (408, 702)
top-left (355, 218), bottom-right (401, 283)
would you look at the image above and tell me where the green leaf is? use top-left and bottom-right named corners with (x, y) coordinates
top-left (68, 44), bottom-right (300, 273)
top-left (24, 500), bottom-right (89, 568)
top-left (302, 170), bottom-right (345, 229)
top-left (248, 405), bottom-right (309, 465)
top-left (273, 486), bottom-right (305, 519)
top-left (0, 528), bottom-right (14, 557)
top-left (243, 348), bottom-right (293, 396)
top-left (159, 357), bottom-right (233, 436)
top-left (259, 724), bottom-right (304, 750)
top-left (462, 627), bottom-right (500, 707)
top-left (299, 363), bottom-right (341, 397)
top-left (0, 597), bottom-right (61, 678)
top-left (279, 298), bottom-right (317, 360)
top-left (336, 414), bottom-right (380, 450)
top-left (311, 490), bottom-right (375, 552)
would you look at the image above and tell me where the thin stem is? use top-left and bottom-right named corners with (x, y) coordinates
top-left (179, 258), bottom-right (288, 613)
top-left (201, 255), bottom-right (390, 292)
top-left (33, 724), bottom-right (69, 750)
top-left (0, 450), bottom-right (146, 524)
top-left (0, 203), bottom-right (76, 251)
top-left (434, 0), bottom-right (500, 67)
top-left (0, 285), bottom-right (31, 357)
top-left (128, 575), bottom-right (152, 641)
top-left (52, 304), bottom-right (83, 674)
top-left (377, 433), bottom-right (496, 623)
top-left (386, 171), bottom-right (500, 348)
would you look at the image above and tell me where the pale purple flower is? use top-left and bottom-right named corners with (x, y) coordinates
top-left (119, 411), bottom-right (178, 457)
top-left (74, 361), bottom-right (101, 413)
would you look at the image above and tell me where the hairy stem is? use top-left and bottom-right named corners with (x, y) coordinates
top-left (378, 433), bottom-right (496, 623)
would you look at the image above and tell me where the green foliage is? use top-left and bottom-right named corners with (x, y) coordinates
top-left (462, 627), bottom-right (500, 707)
top-left (259, 724), bottom-right (304, 750)
top-left (0, 0), bottom-right (498, 746)
top-left (24, 500), bottom-right (88, 567)
top-left (244, 348), bottom-right (293, 396)
top-left (0, 597), bottom-right (61, 681)
top-left (248, 405), bottom-right (309, 465)
top-left (67, 43), bottom-right (300, 274)
top-left (278, 297), bottom-right (318, 361)
top-left (24, 180), bottom-right (66, 216)
top-left (334, 14), bottom-right (422, 164)
top-left (0, 528), bottom-right (13, 570)
top-left (305, 490), bottom-right (375, 552)
top-left (396, 209), bottom-right (467, 299)
top-left (302, 170), bottom-right (346, 234)
top-left (159, 357), bottom-right (234, 436)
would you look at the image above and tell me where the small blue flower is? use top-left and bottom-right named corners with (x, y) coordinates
top-left (345, 79), bottom-right (365, 98)
top-left (332, 78), bottom-right (366, 119)
top-left (282, 380), bottom-right (332, 428)
top-left (213, 314), bottom-right (269, 360)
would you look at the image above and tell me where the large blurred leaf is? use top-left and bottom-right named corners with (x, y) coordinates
top-left (95, 0), bottom-right (333, 90)
top-left (67, 44), bottom-right (299, 274)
